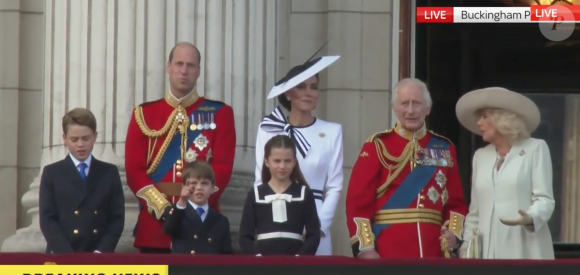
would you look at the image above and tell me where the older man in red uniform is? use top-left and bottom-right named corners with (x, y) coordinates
top-left (125, 42), bottom-right (236, 254)
top-left (346, 78), bottom-right (467, 259)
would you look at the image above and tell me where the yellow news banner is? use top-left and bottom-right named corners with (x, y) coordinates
top-left (0, 265), bottom-right (167, 275)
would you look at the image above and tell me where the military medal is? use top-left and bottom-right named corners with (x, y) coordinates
top-left (185, 148), bottom-right (198, 163)
top-left (207, 148), bottom-right (213, 162)
top-left (189, 115), bottom-right (197, 131)
top-left (194, 133), bottom-right (209, 151)
top-left (427, 186), bottom-right (440, 204)
top-left (203, 113), bottom-right (210, 129)
top-left (441, 189), bottom-right (449, 205)
top-left (196, 114), bottom-right (204, 130)
top-left (209, 113), bottom-right (216, 130)
top-left (435, 170), bottom-right (447, 189)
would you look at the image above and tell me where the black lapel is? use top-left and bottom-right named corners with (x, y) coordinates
top-left (202, 208), bottom-right (221, 232)
top-left (77, 156), bottom-right (104, 207)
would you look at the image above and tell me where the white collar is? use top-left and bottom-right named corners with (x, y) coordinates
top-left (69, 153), bottom-right (92, 168)
top-left (188, 200), bottom-right (209, 213)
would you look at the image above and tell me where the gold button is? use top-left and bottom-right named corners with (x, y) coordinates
top-left (176, 165), bottom-right (183, 170)
top-left (365, 233), bottom-right (370, 237)
top-left (93, 229), bottom-right (98, 234)
top-left (194, 235), bottom-right (198, 239)
top-left (176, 160), bottom-right (182, 165)
top-left (419, 204), bottom-right (424, 208)
top-left (420, 195), bottom-right (425, 200)
top-left (208, 238), bottom-right (212, 243)
top-left (73, 229), bottom-right (79, 234)
top-left (190, 250), bottom-right (195, 254)
top-left (94, 211), bottom-right (98, 215)
top-left (74, 210), bottom-right (79, 215)
top-left (363, 223), bottom-right (368, 227)
top-left (176, 171), bottom-right (182, 177)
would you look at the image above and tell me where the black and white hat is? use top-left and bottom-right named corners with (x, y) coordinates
top-left (267, 54), bottom-right (340, 99)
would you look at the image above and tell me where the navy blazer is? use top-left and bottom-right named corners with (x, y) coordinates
top-left (163, 203), bottom-right (232, 255)
top-left (39, 155), bottom-right (125, 254)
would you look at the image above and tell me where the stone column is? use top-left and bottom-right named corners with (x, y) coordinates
top-left (0, 0), bottom-right (44, 247)
top-left (0, 0), bottom-right (22, 245)
top-left (2, 0), bottom-right (277, 252)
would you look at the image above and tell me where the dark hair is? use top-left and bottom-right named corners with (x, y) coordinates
top-left (276, 74), bottom-right (320, 111)
top-left (168, 42), bottom-right (202, 65)
top-left (261, 135), bottom-right (308, 186)
top-left (182, 161), bottom-right (215, 185)
top-left (62, 108), bottom-right (97, 134)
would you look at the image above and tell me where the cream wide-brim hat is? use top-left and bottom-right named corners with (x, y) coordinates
top-left (455, 87), bottom-right (541, 136)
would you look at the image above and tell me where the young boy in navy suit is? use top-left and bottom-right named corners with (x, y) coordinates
top-left (39, 108), bottom-right (125, 254)
top-left (163, 161), bottom-right (232, 254)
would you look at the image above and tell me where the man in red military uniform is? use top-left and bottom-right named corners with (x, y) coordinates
top-left (125, 42), bottom-right (236, 253)
top-left (346, 78), bottom-right (468, 259)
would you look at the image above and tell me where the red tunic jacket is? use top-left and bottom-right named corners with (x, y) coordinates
top-left (345, 123), bottom-right (467, 258)
top-left (125, 91), bottom-right (236, 249)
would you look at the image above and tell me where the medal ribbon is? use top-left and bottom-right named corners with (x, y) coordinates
top-left (259, 106), bottom-right (311, 158)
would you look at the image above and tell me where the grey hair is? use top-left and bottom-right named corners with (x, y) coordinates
top-left (485, 108), bottom-right (530, 142)
top-left (391, 78), bottom-right (432, 106)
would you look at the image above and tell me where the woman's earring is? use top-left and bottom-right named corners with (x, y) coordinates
top-left (286, 96), bottom-right (290, 101)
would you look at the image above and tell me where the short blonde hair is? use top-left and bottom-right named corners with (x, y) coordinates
top-left (483, 108), bottom-right (530, 142)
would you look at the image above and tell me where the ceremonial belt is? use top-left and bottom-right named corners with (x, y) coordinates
top-left (148, 100), bottom-right (223, 183)
top-left (257, 232), bottom-right (303, 241)
top-left (374, 209), bottom-right (442, 226)
top-left (371, 136), bottom-right (449, 238)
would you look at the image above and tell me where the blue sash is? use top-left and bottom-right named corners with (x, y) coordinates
top-left (148, 100), bottom-right (223, 182)
top-left (371, 136), bottom-right (449, 238)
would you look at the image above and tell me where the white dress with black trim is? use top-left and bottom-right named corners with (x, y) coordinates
top-left (238, 182), bottom-right (321, 256)
top-left (254, 106), bottom-right (344, 255)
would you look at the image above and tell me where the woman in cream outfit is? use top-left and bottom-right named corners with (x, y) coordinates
top-left (455, 87), bottom-right (555, 259)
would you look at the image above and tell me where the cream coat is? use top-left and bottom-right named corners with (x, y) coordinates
top-left (462, 138), bottom-right (555, 259)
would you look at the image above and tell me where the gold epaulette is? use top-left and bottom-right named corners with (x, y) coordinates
top-left (365, 128), bottom-right (393, 143)
top-left (428, 130), bottom-right (454, 145)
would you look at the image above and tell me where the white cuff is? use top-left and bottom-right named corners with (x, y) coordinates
top-left (256, 254), bottom-right (262, 256)
top-left (94, 250), bottom-right (101, 253)
top-left (176, 203), bottom-right (186, 210)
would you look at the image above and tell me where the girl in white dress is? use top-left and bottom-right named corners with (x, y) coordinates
top-left (254, 54), bottom-right (343, 255)
top-left (455, 87), bottom-right (555, 259)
